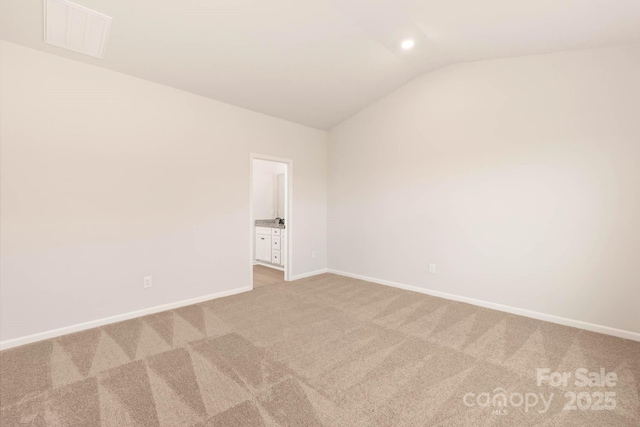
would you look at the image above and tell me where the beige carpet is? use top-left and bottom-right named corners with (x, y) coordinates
top-left (1, 273), bottom-right (639, 426)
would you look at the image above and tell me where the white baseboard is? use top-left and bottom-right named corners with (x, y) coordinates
top-left (290, 268), bottom-right (328, 281)
top-left (254, 261), bottom-right (285, 271)
top-left (5, 269), bottom-right (635, 350)
top-left (328, 269), bottom-right (640, 342)
top-left (0, 286), bottom-right (252, 351)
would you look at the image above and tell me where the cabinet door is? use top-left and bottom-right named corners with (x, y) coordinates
top-left (256, 235), bottom-right (272, 261)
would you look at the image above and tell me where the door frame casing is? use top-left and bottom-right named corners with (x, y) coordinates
top-left (249, 153), bottom-right (293, 288)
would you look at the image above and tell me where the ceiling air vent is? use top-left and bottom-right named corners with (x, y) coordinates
top-left (44, 0), bottom-right (112, 59)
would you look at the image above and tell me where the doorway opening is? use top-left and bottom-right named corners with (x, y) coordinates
top-left (250, 154), bottom-right (292, 289)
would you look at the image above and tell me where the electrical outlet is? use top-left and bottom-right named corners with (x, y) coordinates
top-left (429, 264), bottom-right (436, 274)
top-left (143, 276), bottom-right (152, 288)
top-left (311, 251), bottom-right (317, 259)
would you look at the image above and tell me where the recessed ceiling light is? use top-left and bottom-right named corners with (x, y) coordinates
top-left (401, 39), bottom-right (415, 50)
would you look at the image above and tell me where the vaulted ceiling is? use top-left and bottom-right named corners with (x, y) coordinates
top-left (2, 0), bottom-right (640, 129)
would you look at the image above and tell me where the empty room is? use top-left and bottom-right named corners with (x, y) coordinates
top-left (1, 0), bottom-right (639, 426)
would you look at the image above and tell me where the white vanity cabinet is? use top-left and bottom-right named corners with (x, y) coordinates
top-left (256, 226), bottom-right (286, 267)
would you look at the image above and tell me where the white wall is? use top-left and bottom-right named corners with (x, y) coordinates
top-left (253, 159), bottom-right (286, 220)
top-left (0, 41), bottom-right (327, 342)
top-left (328, 44), bottom-right (640, 334)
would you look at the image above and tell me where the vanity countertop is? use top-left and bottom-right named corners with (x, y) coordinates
top-left (255, 219), bottom-right (285, 229)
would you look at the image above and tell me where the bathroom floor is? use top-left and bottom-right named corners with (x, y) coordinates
top-left (253, 265), bottom-right (284, 288)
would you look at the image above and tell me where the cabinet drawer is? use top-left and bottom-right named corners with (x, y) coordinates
top-left (272, 250), bottom-right (281, 265)
top-left (272, 228), bottom-right (281, 236)
top-left (271, 237), bottom-right (281, 250)
top-left (256, 227), bottom-right (272, 235)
